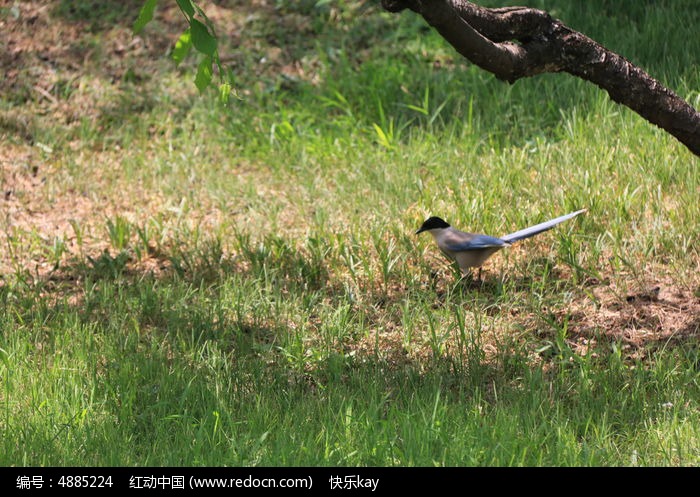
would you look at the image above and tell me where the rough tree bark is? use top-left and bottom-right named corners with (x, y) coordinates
top-left (382, 0), bottom-right (700, 157)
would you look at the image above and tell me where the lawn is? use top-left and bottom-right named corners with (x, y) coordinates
top-left (0, 0), bottom-right (698, 466)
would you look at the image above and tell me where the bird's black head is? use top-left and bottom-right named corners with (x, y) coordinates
top-left (416, 216), bottom-right (450, 234)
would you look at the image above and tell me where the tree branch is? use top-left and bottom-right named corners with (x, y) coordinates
top-left (382, 0), bottom-right (700, 156)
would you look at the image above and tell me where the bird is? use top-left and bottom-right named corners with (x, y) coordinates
top-left (416, 209), bottom-right (587, 278)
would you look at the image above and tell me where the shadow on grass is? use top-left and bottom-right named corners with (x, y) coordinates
top-left (13, 237), bottom-right (509, 387)
top-left (18, 230), bottom-right (696, 385)
top-left (5, 233), bottom-right (700, 465)
top-left (52, 0), bottom-right (144, 30)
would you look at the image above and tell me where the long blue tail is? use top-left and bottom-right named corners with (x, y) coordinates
top-left (501, 209), bottom-right (586, 244)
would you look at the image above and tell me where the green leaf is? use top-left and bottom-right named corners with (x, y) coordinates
top-left (176, 0), bottom-right (195, 19)
top-left (172, 29), bottom-right (192, 65)
top-left (133, 0), bottom-right (158, 35)
top-left (195, 56), bottom-right (213, 93)
top-left (372, 123), bottom-right (394, 150)
top-left (0, 347), bottom-right (9, 369)
top-left (190, 19), bottom-right (217, 57)
top-left (219, 83), bottom-right (231, 104)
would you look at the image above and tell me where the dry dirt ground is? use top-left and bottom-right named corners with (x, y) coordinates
top-left (1, 1), bottom-right (698, 362)
top-left (1, 0), bottom-right (255, 276)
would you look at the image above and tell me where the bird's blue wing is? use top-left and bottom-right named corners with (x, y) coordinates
top-left (444, 234), bottom-right (509, 252)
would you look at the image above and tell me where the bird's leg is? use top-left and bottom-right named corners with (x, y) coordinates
top-left (456, 268), bottom-right (475, 288)
top-left (451, 271), bottom-right (470, 294)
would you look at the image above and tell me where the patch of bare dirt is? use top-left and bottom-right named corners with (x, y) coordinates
top-left (345, 265), bottom-right (700, 371)
top-left (0, 1), bottom-right (321, 280)
top-left (2, 2), bottom-right (161, 119)
top-left (562, 277), bottom-right (700, 360)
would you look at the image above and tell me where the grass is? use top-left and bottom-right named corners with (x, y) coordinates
top-left (0, 0), bottom-right (699, 466)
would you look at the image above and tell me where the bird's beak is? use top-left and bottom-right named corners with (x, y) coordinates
top-left (415, 227), bottom-right (425, 235)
